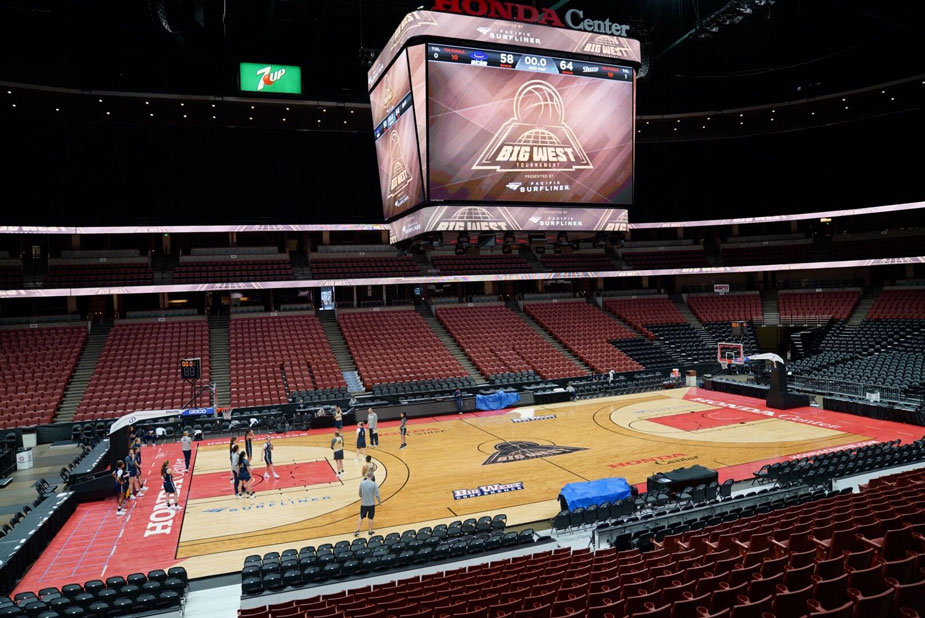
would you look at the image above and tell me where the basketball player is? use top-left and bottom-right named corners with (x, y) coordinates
top-left (362, 455), bottom-right (378, 481)
top-left (399, 411), bottom-right (407, 449)
top-left (230, 443), bottom-right (241, 496)
top-left (238, 452), bottom-right (255, 497)
top-left (355, 421), bottom-right (367, 461)
top-left (244, 429), bottom-right (254, 461)
top-left (454, 388), bottom-right (463, 414)
top-left (161, 461), bottom-right (181, 511)
top-left (262, 436), bottom-right (279, 479)
top-left (334, 406), bottom-right (344, 431)
top-left (367, 408), bottom-right (378, 448)
top-left (331, 429), bottom-right (345, 477)
top-left (354, 475), bottom-right (382, 537)
top-left (125, 447), bottom-right (144, 498)
top-left (112, 460), bottom-right (129, 516)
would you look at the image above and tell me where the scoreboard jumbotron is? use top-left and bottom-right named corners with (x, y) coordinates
top-left (368, 10), bottom-right (641, 243)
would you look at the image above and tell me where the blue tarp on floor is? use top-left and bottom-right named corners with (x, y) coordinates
top-left (475, 391), bottom-right (521, 411)
top-left (559, 478), bottom-right (633, 509)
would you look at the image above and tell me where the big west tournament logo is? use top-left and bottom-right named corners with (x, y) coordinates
top-left (473, 81), bottom-right (592, 172)
top-left (387, 131), bottom-right (413, 204)
top-left (483, 440), bottom-right (585, 465)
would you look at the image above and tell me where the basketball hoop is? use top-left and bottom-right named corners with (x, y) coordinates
top-left (717, 342), bottom-right (745, 367)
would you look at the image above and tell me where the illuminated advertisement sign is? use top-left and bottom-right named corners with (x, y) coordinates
top-left (428, 45), bottom-right (633, 204)
top-left (239, 63), bottom-right (302, 94)
top-left (370, 50), bottom-right (426, 220)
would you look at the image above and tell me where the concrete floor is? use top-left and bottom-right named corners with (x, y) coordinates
top-left (0, 443), bottom-right (83, 517)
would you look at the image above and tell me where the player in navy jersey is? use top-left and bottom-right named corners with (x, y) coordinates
top-left (244, 429), bottom-right (254, 460)
top-left (262, 436), bottom-right (279, 479)
top-left (161, 461), bottom-right (182, 511)
top-left (113, 460), bottom-right (129, 515)
top-left (238, 453), bottom-right (255, 497)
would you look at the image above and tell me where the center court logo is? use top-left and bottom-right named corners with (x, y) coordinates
top-left (483, 440), bottom-right (585, 465)
top-left (473, 80), bottom-right (592, 172)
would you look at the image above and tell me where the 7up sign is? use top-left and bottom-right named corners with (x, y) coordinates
top-left (239, 63), bottom-right (302, 94)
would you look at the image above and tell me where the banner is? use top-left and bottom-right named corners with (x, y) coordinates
top-left (389, 205), bottom-right (628, 242)
top-left (369, 10), bottom-right (640, 89)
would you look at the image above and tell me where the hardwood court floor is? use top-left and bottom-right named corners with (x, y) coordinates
top-left (16, 386), bottom-right (923, 592)
top-left (172, 387), bottom-right (922, 579)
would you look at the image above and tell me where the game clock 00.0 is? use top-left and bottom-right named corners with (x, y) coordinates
top-left (180, 358), bottom-right (201, 381)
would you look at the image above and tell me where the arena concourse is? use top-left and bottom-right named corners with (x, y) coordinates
top-left (0, 1), bottom-right (924, 617)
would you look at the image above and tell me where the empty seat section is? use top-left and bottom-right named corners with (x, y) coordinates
top-left (75, 320), bottom-right (209, 420)
top-left (604, 297), bottom-right (686, 336)
top-left (311, 256), bottom-right (420, 279)
top-left (541, 252), bottom-right (616, 271)
top-left (524, 302), bottom-right (641, 373)
top-left (229, 315), bottom-right (346, 407)
top-left (0, 263), bottom-right (22, 289)
top-left (867, 289), bottom-right (925, 320)
top-left (0, 326), bottom-right (86, 427)
top-left (721, 242), bottom-right (813, 266)
top-left (778, 290), bottom-right (860, 321)
top-left (45, 262), bottom-right (153, 287)
top-left (435, 305), bottom-right (583, 379)
top-left (430, 254), bottom-right (532, 274)
top-left (173, 258), bottom-right (294, 283)
top-left (687, 294), bottom-right (762, 322)
top-left (338, 311), bottom-right (467, 386)
top-left (621, 249), bottom-right (709, 269)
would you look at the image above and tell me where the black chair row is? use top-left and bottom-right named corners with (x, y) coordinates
top-left (3, 568), bottom-right (187, 616)
top-left (242, 529), bottom-right (535, 596)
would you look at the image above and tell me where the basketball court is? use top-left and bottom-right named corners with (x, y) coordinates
top-left (16, 387), bottom-right (923, 593)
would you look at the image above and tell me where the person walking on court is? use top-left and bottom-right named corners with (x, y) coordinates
top-left (230, 443), bottom-right (242, 496)
top-left (362, 455), bottom-right (378, 481)
top-left (262, 436), bottom-right (279, 479)
top-left (180, 430), bottom-right (192, 471)
top-left (399, 411), bottom-right (407, 449)
top-left (367, 408), bottom-right (378, 447)
top-left (238, 452), bottom-right (255, 497)
top-left (454, 388), bottom-right (464, 414)
top-left (113, 460), bottom-right (129, 516)
top-left (244, 429), bottom-right (254, 461)
top-left (229, 437), bottom-right (238, 485)
top-left (354, 475), bottom-right (382, 537)
top-left (331, 429), bottom-right (345, 477)
top-left (161, 461), bottom-right (182, 511)
top-left (355, 421), bottom-right (367, 461)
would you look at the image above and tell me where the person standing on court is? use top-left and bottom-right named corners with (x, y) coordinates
top-left (355, 421), bottom-right (367, 461)
top-left (180, 430), bottom-right (192, 471)
top-left (238, 452), bottom-right (255, 497)
top-left (113, 460), bottom-right (129, 516)
top-left (229, 436), bottom-right (238, 485)
top-left (333, 406), bottom-right (343, 432)
top-left (454, 388), bottom-right (463, 414)
top-left (367, 408), bottom-right (378, 448)
top-left (362, 455), bottom-right (378, 481)
top-left (230, 443), bottom-right (241, 496)
top-left (331, 429), bottom-right (345, 476)
top-left (161, 461), bottom-right (182, 511)
top-left (244, 429), bottom-right (254, 461)
top-left (262, 436), bottom-right (279, 479)
top-left (399, 411), bottom-right (407, 449)
top-left (354, 475), bottom-right (382, 537)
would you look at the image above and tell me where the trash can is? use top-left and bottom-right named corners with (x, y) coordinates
top-left (16, 447), bottom-right (33, 471)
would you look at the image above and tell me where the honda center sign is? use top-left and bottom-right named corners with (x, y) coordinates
top-left (432, 0), bottom-right (630, 36)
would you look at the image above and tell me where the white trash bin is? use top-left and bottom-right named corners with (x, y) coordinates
top-left (16, 447), bottom-right (33, 471)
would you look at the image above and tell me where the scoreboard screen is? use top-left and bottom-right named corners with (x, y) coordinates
top-left (180, 358), bottom-right (201, 381)
top-left (370, 49), bottom-right (427, 220)
top-left (427, 44), bottom-right (634, 205)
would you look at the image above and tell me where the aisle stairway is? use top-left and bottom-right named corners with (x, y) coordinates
top-left (54, 319), bottom-right (112, 422)
top-left (515, 309), bottom-right (593, 375)
top-left (318, 311), bottom-right (365, 393)
top-left (848, 287), bottom-right (880, 325)
top-left (208, 312), bottom-right (231, 407)
top-left (761, 290), bottom-right (780, 325)
top-left (416, 302), bottom-right (486, 384)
